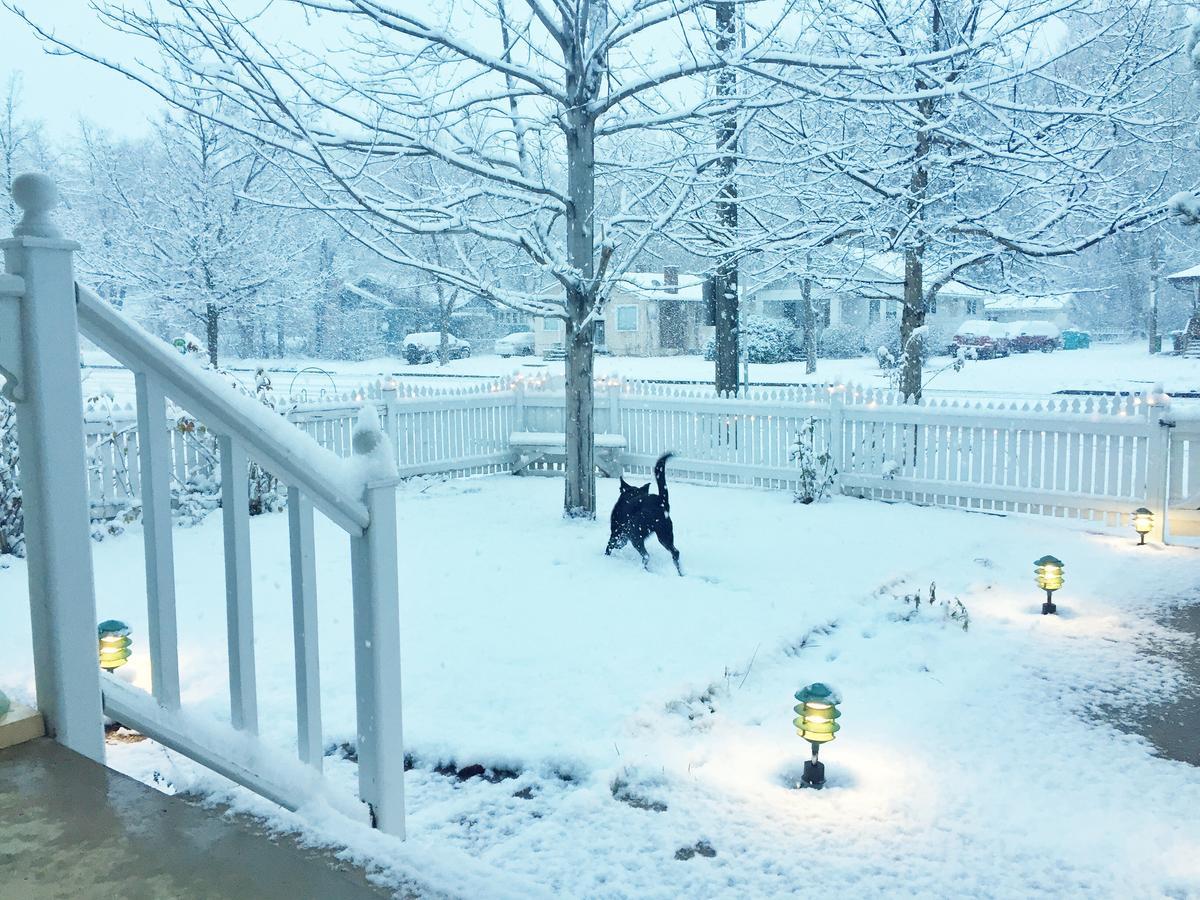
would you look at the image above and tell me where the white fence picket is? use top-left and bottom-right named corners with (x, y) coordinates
top-left (78, 375), bottom-right (1177, 534)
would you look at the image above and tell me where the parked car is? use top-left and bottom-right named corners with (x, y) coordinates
top-left (495, 331), bottom-right (536, 357)
top-left (1061, 329), bottom-right (1091, 350)
top-left (1004, 320), bottom-right (1061, 353)
top-left (953, 320), bottom-right (1010, 359)
top-left (402, 331), bottom-right (471, 364)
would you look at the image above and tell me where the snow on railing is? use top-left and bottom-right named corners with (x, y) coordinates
top-left (3, 174), bottom-right (405, 838)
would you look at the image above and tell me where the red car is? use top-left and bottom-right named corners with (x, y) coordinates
top-left (1004, 320), bottom-right (1061, 353)
top-left (953, 320), bottom-right (1010, 359)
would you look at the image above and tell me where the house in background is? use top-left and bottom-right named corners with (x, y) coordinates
top-left (442, 294), bottom-right (529, 347)
top-left (533, 267), bottom-right (712, 357)
top-left (334, 275), bottom-right (426, 359)
top-left (331, 275), bottom-right (529, 360)
top-left (748, 252), bottom-right (986, 336)
top-left (983, 293), bottom-right (1072, 327)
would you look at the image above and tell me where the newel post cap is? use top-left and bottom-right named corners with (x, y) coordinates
top-left (11, 172), bottom-right (62, 239)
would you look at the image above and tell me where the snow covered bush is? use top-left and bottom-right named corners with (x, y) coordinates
top-left (865, 321), bottom-right (901, 369)
top-left (895, 581), bottom-right (970, 632)
top-left (791, 417), bottom-right (836, 504)
top-left (703, 316), bottom-right (799, 364)
top-left (818, 324), bottom-right (865, 359)
top-left (0, 397), bottom-right (23, 558)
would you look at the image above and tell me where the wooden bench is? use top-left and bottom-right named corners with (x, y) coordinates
top-left (510, 431), bottom-right (626, 477)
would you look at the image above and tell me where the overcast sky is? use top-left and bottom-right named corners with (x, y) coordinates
top-left (3, 1), bottom-right (166, 140)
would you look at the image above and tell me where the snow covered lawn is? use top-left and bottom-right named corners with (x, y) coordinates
top-left (82, 341), bottom-right (1200, 406)
top-left (4, 477), bottom-right (1200, 897)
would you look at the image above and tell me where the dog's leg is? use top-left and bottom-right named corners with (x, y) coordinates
top-left (630, 533), bottom-right (650, 569)
top-left (654, 519), bottom-right (683, 576)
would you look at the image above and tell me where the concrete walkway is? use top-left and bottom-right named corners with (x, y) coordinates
top-left (0, 739), bottom-right (397, 899)
top-left (1141, 603), bottom-right (1200, 767)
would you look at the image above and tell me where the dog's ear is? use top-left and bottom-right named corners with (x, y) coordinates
top-left (619, 477), bottom-right (632, 493)
top-left (638, 482), bottom-right (651, 494)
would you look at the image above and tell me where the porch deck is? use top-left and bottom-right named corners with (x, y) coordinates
top-left (0, 739), bottom-right (398, 899)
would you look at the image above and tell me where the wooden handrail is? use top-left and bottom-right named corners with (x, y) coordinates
top-left (75, 283), bottom-right (369, 534)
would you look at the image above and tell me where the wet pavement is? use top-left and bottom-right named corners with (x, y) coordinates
top-left (0, 738), bottom-right (397, 899)
top-left (1140, 603), bottom-right (1200, 767)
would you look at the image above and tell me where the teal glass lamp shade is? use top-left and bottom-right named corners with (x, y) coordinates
top-left (793, 682), bottom-right (842, 744)
top-left (98, 620), bottom-right (132, 671)
top-left (1034, 556), bottom-right (1064, 593)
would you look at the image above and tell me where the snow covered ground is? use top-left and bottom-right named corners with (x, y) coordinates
top-left (79, 342), bottom-right (1200, 407)
top-left (4, 476), bottom-right (1200, 897)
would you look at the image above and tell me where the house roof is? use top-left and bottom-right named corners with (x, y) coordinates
top-left (615, 272), bottom-right (706, 302)
top-left (1167, 264), bottom-right (1200, 283)
top-left (751, 251), bottom-right (986, 301)
top-left (843, 252), bottom-right (987, 300)
top-left (985, 294), bottom-right (1071, 313)
top-left (340, 280), bottom-right (394, 310)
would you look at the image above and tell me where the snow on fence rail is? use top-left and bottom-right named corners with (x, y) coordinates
top-left (81, 373), bottom-right (1186, 538)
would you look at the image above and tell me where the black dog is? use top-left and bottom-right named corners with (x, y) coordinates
top-left (605, 453), bottom-right (682, 574)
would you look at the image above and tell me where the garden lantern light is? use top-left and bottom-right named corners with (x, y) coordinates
top-left (98, 620), bottom-right (132, 671)
top-left (1034, 556), bottom-right (1064, 615)
top-left (1133, 508), bottom-right (1153, 545)
top-left (794, 682), bottom-right (841, 789)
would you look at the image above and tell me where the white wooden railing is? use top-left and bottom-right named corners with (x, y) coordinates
top-left (1, 175), bottom-right (406, 836)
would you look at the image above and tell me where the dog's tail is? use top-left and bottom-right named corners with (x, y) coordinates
top-left (654, 452), bottom-right (673, 512)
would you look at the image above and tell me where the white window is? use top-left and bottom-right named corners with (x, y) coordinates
top-left (542, 317), bottom-right (559, 331)
top-left (615, 305), bottom-right (639, 331)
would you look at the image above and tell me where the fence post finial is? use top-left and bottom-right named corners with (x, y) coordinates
top-left (11, 172), bottom-right (62, 239)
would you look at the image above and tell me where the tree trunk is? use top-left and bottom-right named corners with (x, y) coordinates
top-left (205, 302), bottom-right (220, 368)
top-left (899, 6), bottom-right (936, 401)
top-left (438, 304), bottom-right (451, 366)
top-left (563, 315), bottom-right (596, 517)
top-left (713, 0), bottom-right (739, 395)
top-left (316, 238), bottom-right (335, 357)
top-left (801, 276), bottom-right (816, 375)
top-left (899, 249), bottom-right (925, 399)
top-left (1148, 236), bottom-right (1161, 354)
top-left (561, 14), bottom-right (602, 518)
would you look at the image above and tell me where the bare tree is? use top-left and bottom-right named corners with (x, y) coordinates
top-left (763, 0), bottom-right (1190, 398)
top-left (13, 0), bottom-right (814, 516)
top-left (0, 74), bottom-right (47, 226)
top-left (73, 108), bottom-right (306, 367)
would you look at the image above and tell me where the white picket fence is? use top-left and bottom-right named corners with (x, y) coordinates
top-left (80, 371), bottom-right (1198, 542)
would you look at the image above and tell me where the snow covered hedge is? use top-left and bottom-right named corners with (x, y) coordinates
top-left (865, 321), bottom-right (901, 368)
top-left (703, 316), bottom-right (801, 364)
top-left (818, 324), bottom-right (866, 358)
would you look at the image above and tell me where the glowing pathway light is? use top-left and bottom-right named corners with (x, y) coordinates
top-left (98, 620), bottom-right (132, 671)
top-left (1034, 555), bottom-right (1064, 615)
top-left (794, 682), bottom-right (841, 789)
top-left (1133, 508), bottom-right (1154, 546)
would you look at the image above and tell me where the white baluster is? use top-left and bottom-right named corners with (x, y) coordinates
top-left (219, 434), bottom-right (258, 734)
top-left (287, 486), bottom-right (322, 768)
top-left (134, 372), bottom-right (181, 709)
